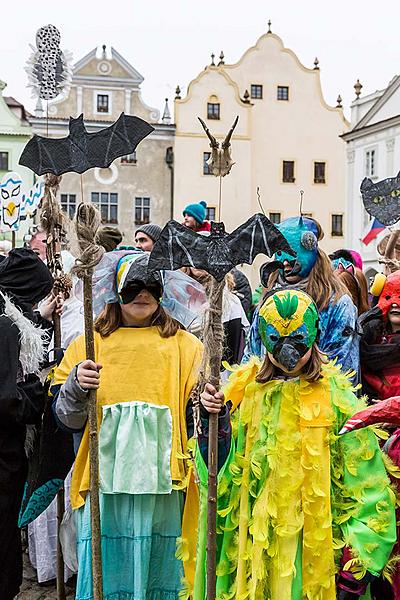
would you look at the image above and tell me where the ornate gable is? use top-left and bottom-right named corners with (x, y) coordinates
top-left (74, 46), bottom-right (144, 86)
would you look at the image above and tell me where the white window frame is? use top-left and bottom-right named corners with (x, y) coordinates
top-left (134, 196), bottom-right (151, 226)
top-left (60, 193), bottom-right (77, 219)
top-left (93, 90), bottom-right (112, 116)
top-left (365, 147), bottom-right (378, 179)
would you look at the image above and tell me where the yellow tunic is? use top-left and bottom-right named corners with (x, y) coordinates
top-left (54, 326), bottom-right (202, 509)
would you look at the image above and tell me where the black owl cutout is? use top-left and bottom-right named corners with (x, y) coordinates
top-left (361, 172), bottom-right (400, 226)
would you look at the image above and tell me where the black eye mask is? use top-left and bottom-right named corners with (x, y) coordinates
top-left (119, 281), bottom-right (162, 305)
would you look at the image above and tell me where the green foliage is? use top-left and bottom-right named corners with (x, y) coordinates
top-left (273, 292), bottom-right (299, 320)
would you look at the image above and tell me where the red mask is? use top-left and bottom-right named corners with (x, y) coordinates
top-left (378, 271), bottom-right (400, 316)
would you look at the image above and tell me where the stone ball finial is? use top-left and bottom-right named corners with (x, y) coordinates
top-left (314, 57), bottom-right (319, 70)
top-left (175, 85), bottom-right (181, 100)
top-left (267, 20), bottom-right (272, 33)
top-left (218, 51), bottom-right (225, 66)
top-left (243, 89), bottom-right (250, 103)
top-left (210, 53), bottom-right (215, 66)
top-left (336, 94), bottom-right (343, 108)
top-left (354, 79), bottom-right (363, 99)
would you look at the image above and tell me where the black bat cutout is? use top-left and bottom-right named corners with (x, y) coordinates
top-left (19, 112), bottom-right (154, 176)
top-left (360, 172), bottom-right (400, 226)
top-left (148, 213), bottom-right (295, 282)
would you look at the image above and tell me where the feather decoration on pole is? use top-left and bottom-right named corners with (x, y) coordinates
top-left (148, 116), bottom-right (294, 600)
top-left (73, 202), bottom-right (104, 600)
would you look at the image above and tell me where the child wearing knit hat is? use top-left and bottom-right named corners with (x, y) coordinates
top-left (183, 200), bottom-right (211, 233)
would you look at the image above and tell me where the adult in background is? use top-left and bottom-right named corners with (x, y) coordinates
top-left (134, 223), bottom-right (162, 252)
top-left (95, 225), bottom-right (123, 253)
top-left (182, 200), bottom-right (211, 233)
top-left (0, 249), bottom-right (54, 599)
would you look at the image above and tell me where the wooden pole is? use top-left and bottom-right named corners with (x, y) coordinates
top-left (83, 274), bottom-right (103, 600)
top-left (74, 202), bottom-right (104, 600)
top-left (11, 230), bottom-right (16, 249)
top-left (205, 278), bottom-right (225, 600)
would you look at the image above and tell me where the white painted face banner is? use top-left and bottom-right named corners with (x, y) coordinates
top-left (0, 171), bottom-right (23, 232)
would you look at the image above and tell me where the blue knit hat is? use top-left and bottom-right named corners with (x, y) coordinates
top-left (183, 201), bottom-right (207, 224)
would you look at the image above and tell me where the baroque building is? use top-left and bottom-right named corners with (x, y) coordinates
top-left (174, 24), bottom-right (349, 260)
top-left (30, 45), bottom-right (174, 243)
top-left (342, 76), bottom-right (400, 278)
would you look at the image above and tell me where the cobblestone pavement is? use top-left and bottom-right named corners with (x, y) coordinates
top-left (16, 551), bottom-right (76, 600)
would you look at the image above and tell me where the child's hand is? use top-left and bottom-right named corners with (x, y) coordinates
top-left (200, 383), bottom-right (224, 414)
top-left (76, 360), bottom-right (102, 390)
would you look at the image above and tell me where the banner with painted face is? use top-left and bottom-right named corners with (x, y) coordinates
top-left (0, 172), bottom-right (23, 232)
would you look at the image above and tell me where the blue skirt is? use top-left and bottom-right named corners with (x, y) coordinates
top-left (75, 491), bottom-right (184, 600)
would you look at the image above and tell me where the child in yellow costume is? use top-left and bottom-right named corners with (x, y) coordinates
top-left (196, 289), bottom-right (396, 600)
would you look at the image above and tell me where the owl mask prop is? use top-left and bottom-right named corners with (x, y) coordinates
top-left (259, 290), bottom-right (319, 371)
top-left (0, 172), bottom-right (22, 231)
top-left (274, 217), bottom-right (319, 280)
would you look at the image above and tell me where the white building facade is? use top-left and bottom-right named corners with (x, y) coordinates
top-left (342, 75), bottom-right (400, 279)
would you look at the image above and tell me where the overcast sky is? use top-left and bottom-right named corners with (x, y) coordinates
top-left (2, 0), bottom-right (399, 121)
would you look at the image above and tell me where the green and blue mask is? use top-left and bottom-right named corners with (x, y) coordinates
top-left (275, 217), bottom-right (319, 279)
top-left (259, 290), bottom-right (319, 371)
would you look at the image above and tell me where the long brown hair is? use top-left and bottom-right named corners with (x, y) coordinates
top-left (336, 268), bottom-right (370, 315)
top-left (256, 344), bottom-right (324, 383)
top-left (94, 302), bottom-right (180, 338)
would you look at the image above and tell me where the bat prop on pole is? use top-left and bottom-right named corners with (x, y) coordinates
top-left (148, 215), bottom-right (294, 599)
top-left (74, 203), bottom-right (104, 600)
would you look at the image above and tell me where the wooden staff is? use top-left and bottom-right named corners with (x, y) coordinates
top-left (41, 173), bottom-right (71, 600)
top-left (381, 229), bottom-right (400, 275)
top-left (74, 202), bottom-right (104, 600)
top-left (203, 278), bottom-right (225, 600)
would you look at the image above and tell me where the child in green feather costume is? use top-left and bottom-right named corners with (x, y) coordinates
top-left (195, 290), bottom-right (396, 600)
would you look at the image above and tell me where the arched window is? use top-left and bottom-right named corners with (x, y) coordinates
top-left (207, 95), bottom-right (220, 120)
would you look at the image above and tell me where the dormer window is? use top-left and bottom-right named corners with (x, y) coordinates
top-left (207, 95), bottom-right (220, 120)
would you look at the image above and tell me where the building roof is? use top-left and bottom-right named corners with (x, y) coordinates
top-left (349, 74), bottom-right (400, 132)
top-left (4, 96), bottom-right (32, 121)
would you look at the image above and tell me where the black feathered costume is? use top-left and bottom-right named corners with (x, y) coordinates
top-left (0, 249), bottom-right (53, 600)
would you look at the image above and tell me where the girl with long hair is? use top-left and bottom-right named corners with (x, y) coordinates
top-left (244, 217), bottom-right (359, 378)
top-left (52, 253), bottom-right (207, 600)
top-left (196, 289), bottom-right (396, 600)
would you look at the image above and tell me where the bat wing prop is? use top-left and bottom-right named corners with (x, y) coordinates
top-left (148, 213), bottom-right (295, 281)
top-left (19, 112), bottom-right (154, 176)
top-left (339, 396), bottom-right (400, 435)
top-left (360, 172), bottom-right (400, 226)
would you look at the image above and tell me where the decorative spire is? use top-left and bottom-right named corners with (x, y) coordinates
top-left (162, 98), bottom-right (171, 124)
top-left (218, 51), bottom-right (225, 66)
top-left (210, 53), bottom-right (215, 66)
top-left (243, 89), bottom-right (250, 103)
top-left (267, 19), bottom-right (272, 33)
top-left (336, 94), bottom-right (342, 108)
top-left (313, 57), bottom-right (319, 70)
top-left (101, 44), bottom-right (107, 59)
top-left (34, 96), bottom-right (44, 117)
top-left (175, 85), bottom-right (181, 100)
top-left (354, 79), bottom-right (363, 99)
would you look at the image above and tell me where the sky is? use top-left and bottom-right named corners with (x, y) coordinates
top-left (2, 0), bottom-right (400, 121)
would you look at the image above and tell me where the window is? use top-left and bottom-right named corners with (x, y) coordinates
top-left (331, 214), bottom-right (343, 237)
top-left (60, 194), bottom-right (77, 219)
top-left (314, 161), bottom-right (326, 184)
top-left (207, 102), bottom-right (220, 120)
top-left (97, 94), bottom-right (109, 113)
top-left (135, 197), bottom-right (151, 225)
top-left (269, 212), bottom-right (281, 224)
top-left (251, 84), bottom-right (263, 99)
top-left (203, 152), bottom-right (212, 175)
top-left (365, 149), bottom-right (376, 177)
top-left (282, 160), bottom-right (295, 183)
top-left (277, 86), bottom-right (289, 101)
top-left (121, 152), bottom-right (137, 165)
top-left (302, 212), bottom-right (313, 218)
top-left (206, 207), bottom-right (216, 221)
top-left (0, 152), bottom-right (9, 170)
top-left (91, 192), bottom-right (118, 223)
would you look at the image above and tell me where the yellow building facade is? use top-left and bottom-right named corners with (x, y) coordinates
top-left (174, 28), bottom-right (349, 258)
